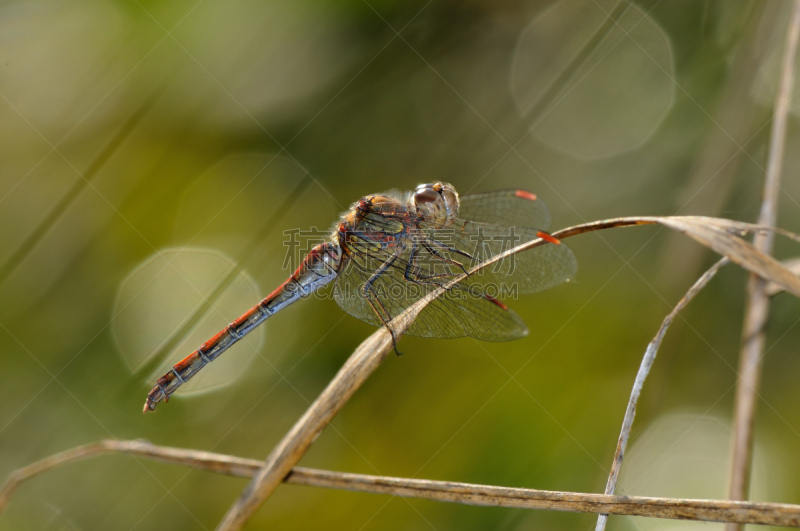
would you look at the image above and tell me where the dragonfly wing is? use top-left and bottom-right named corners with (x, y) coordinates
top-left (458, 189), bottom-right (552, 231)
top-left (449, 190), bottom-right (575, 294)
top-left (333, 241), bottom-right (412, 330)
top-left (409, 285), bottom-right (529, 341)
top-left (418, 219), bottom-right (577, 295)
top-left (333, 241), bottom-right (528, 340)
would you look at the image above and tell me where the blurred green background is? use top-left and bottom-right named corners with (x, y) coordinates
top-left (1, 0), bottom-right (799, 529)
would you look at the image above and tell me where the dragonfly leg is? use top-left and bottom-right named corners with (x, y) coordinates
top-left (404, 233), bottom-right (473, 283)
top-left (361, 246), bottom-right (405, 355)
top-left (423, 235), bottom-right (477, 272)
top-left (403, 242), bottom-right (432, 284)
top-left (403, 241), bottom-right (452, 288)
top-left (420, 239), bottom-right (469, 277)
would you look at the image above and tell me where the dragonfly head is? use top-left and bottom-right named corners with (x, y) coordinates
top-left (413, 182), bottom-right (459, 227)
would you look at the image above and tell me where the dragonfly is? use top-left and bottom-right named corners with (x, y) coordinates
top-left (143, 182), bottom-right (577, 412)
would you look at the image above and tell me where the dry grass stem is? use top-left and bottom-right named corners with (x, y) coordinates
top-left (765, 258), bottom-right (800, 296)
top-left (3, 440), bottom-right (800, 527)
top-left (595, 257), bottom-right (730, 531)
top-left (726, 1), bottom-right (800, 527)
top-left (217, 215), bottom-right (800, 530)
top-left (215, 328), bottom-right (396, 530)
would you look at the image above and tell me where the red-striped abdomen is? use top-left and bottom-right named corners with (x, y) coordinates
top-left (143, 242), bottom-right (341, 412)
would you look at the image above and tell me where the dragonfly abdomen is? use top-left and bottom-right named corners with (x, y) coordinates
top-left (142, 242), bottom-right (342, 413)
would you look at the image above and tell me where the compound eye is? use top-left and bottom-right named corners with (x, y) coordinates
top-left (441, 188), bottom-right (458, 210)
top-left (414, 188), bottom-right (440, 207)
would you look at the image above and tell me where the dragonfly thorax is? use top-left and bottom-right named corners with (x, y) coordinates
top-left (413, 182), bottom-right (459, 228)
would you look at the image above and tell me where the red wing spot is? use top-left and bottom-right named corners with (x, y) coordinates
top-left (485, 295), bottom-right (509, 311)
top-left (537, 231), bottom-right (561, 245)
top-left (514, 190), bottom-right (538, 202)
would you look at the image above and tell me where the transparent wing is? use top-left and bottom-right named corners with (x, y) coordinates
top-left (333, 239), bottom-right (528, 341)
top-left (418, 218), bottom-right (577, 295)
top-left (458, 189), bottom-right (552, 231)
